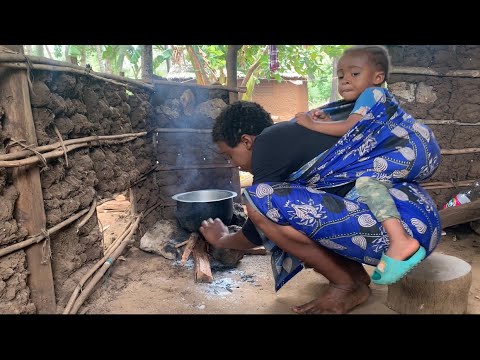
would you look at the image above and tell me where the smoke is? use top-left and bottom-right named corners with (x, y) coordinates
top-left (152, 85), bottom-right (234, 197)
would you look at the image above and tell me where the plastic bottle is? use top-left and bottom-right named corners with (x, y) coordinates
top-left (443, 180), bottom-right (480, 208)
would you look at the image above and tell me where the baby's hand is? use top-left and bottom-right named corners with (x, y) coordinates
top-left (295, 112), bottom-right (312, 125)
top-left (311, 109), bottom-right (332, 122)
top-left (296, 110), bottom-right (333, 130)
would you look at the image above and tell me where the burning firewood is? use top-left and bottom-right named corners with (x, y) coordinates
top-left (243, 246), bottom-right (267, 255)
top-left (180, 233), bottom-right (199, 265)
top-left (193, 235), bottom-right (213, 283)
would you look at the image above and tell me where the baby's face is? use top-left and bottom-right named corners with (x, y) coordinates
top-left (337, 52), bottom-right (384, 101)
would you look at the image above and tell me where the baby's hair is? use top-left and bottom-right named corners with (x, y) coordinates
top-left (343, 45), bottom-right (391, 84)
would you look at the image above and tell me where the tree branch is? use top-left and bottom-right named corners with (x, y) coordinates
top-left (197, 47), bottom-right (220, 83)
top-left (227, 45), bottom-right (242, 101)
top-left (44, 45), bottom-right (53, 59)
top-left (241, 45), bottom-right (268, 87)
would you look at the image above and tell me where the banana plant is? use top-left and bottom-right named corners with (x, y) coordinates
top-left (153, 45), bottom-right (173, 75)
top-left (241, 74), bottom-right (257, 101)
top-left (125, 46), bottom-right (142, 79)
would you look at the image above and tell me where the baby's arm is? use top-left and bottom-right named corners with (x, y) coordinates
top-left (295, 111), bottom-right (363, 137)
top-left (296, 87), bottom-right (382, 137)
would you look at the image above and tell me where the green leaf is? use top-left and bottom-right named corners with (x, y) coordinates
top-left (162, 48), bottom-right (173, 59)
top-left (69, 45), bottom-right (83, 57)
top-left (54, 45), bottom-right (63, 59)
top-left (126, 46), bottom-right (141, 65)
top-left (102, 45), bottom-right (119, 60)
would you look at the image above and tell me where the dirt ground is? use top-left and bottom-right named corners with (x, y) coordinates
top-left (85, 203), bottom-right (480, 314)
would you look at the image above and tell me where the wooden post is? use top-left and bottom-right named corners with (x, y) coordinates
top-left (129, 188), bottom-right (138, 216)
top-left (141, 45), bottom-right (153, 83)
top-left (227, 45), bottom-right (242, 104)
top-left (387, 253), bottom-right (472, 314)
top-left (0, 47), bottom-right (56, 313)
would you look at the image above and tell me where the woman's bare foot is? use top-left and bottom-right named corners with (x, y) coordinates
top-left (345, 261), bottom-right (371, 286)
top-left (310, 255), bottom-right (371, 286)
top-left (292, 282), bottom-right (371, 314)
top-left (313, 262), bottom-right (370, 286)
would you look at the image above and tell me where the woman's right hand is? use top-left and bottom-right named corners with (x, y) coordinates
top-left (199, 218), bottom-right (229, 248)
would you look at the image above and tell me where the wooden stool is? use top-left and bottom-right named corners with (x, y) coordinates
top-left (387, 253), bottom-right (472, 314)
top-left (471, 219), bottom-right (480, 236)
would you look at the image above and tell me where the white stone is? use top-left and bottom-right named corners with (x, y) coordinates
top-left (416, 82), bottom-right (437, 104)
top-left (389, 82), bottom-right (416, 102)
top-left (139, 220), bottom-right (188, 260)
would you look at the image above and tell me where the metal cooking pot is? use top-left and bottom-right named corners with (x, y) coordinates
top-left (172, 189), bottom-right (237, 232)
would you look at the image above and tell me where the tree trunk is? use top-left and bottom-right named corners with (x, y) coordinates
top-left (141, 45), bottom-right (153, 82)
top-left (116, 45), bottom-right (128, 75)
top-left (387, 253), bottom-right (472, 314)
top-left (44, 45), bottom-right (53, 59)
top-left (33, 45), bottom-right (44, 57)
top-left (64, 45), bottom-right (69, 61)
top-left (227, 45), bottom-right (242, 103)
top-left (95, 45), bottom-right (104, 72)
top-left (330, 56), bottom-right (339, 102)
top-left (166, 45), bottom-right (171, 73)
top-left (80, 47), bottom-right (87, 67)
top-left (133, 66), bottom-right (141, 80)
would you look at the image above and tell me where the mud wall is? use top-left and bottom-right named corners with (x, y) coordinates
top-left (33, 72), bottom-right (155, 311)
top-left (1, 68), bottom-right (240, 314)
top-left (0, 71), bottom-right (155, 313)
top-left (0, 104), bottom-right (34, 313)
top-left (387, 45), bottom-right (480, 207)
top-left (135, 84), bottom-right (236, 231)
top-left (249, 79), bottom-right (309, 122)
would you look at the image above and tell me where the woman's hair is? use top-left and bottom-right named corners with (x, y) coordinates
top-left (343, 45), bottom-right (391, 83)
top-left (212, 101), bottom-right (274, 147)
